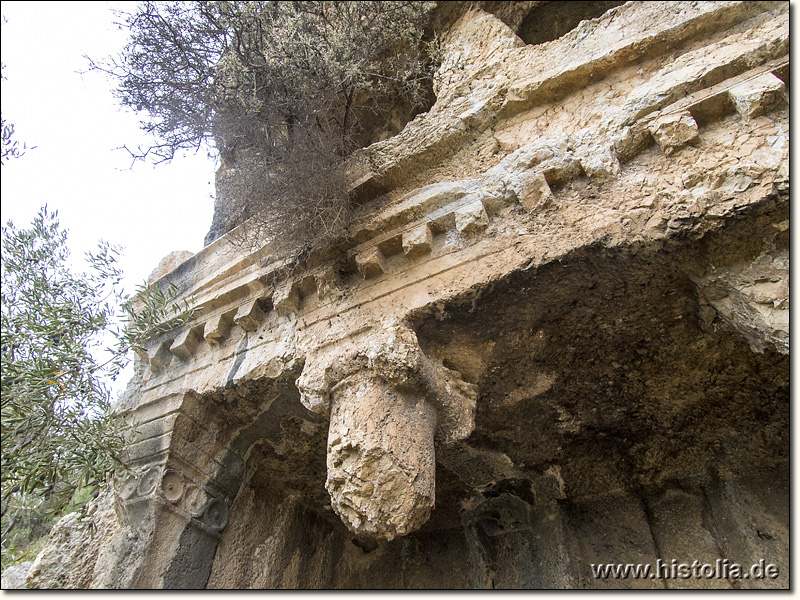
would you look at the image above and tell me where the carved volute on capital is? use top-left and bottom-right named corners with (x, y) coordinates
top-left (296, 318), bottom-right (477, 540)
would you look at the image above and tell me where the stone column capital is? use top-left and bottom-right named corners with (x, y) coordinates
top-left (297, 318), bottom-right (478, 540)
top-left (296, 317), bottom-right (476, 443)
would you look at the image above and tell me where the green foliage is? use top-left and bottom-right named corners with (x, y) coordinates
top-left (1, 63), bottom-right (33, 165)
top-left (0, 486), bottom-right (94, 570)
top-left (120, 281), bottom-right (202, 354)
top-left (0, 208), bottom-right (199, 524)
top-left (1, 493), bottom-right (54, 570)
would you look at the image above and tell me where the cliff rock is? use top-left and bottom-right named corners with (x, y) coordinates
top-left (28, 1), bottom-right (788, 589)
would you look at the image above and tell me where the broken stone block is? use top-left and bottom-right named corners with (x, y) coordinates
top-left (203, 313), bottom-right (232, 345)
top-left (517, 172), bottom-right (554, 213)
top-left (169, 327), bottom-right (200, 361)
top-left (273, 281), bottom-right (300, 316)
top-left (649, 111), bottom-right (699, 155)
top-left (315, 267), bottom-right (342, 302)
top-left (579, 145), bottom-right (621, 180)
top-left (355, 247), bottom-right (386, 279)
top-left (402, 224), bottom-right (433, 259)
top-left (148, 340), bottom-right (174, 374)
top-left (233, 298), bottom-right (266, 332)
top-left (480, 181), bottom-right (517, 215)
top-left (728, 72), bottom-right (785, 118)
top-left (454, 200), bottom-right (489, 236)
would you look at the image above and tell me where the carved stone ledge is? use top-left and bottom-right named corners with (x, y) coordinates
top-left (233, 298), bottom-right (267, 332)
top-left (203, 313), bottom-right (232, 345)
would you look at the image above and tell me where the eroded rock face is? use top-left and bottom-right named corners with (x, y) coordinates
top-left (326, 373), bottom-right (437, 540)
top-left (29, 1), bottom-right (788, 589)
top-left (296, 318), bottom-right (476, 540)
top-left (1, 561), bottom-right (33, 589)
top-left (694, 245), bottom-right (788, 354)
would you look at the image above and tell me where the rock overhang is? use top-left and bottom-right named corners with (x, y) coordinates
top-left (28, 1), bottom-right (789, 589)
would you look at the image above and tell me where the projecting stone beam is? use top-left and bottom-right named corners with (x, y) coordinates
top-left (454, 199), bottom-right (489, 237)
top-left (355, 247), bottom-right (387, 279)
top-left (273, 280), bottom-right (300, 317)
top-left (203, 313), bottom-right (232, 345)
top-left (233, 298), bottom-right (266, 332)
top-left (728, 72), bottom-right (786, 119)
top-left (170, 328), bottom-right (200, 361)
top-left (149, 340), bottom-right (174, 374)
top-left (402, 224), bottom-right (433, 259)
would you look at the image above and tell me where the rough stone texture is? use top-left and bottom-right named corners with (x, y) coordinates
top-left (29, 1), bottom-right (788, 589)
top-left (1, 561), bottom-right (33, 589)
top-left (326, 373), bottom-right (437, 541)
top-left (402, 224), bottom-right (433, 259)
top-left (146, 250), bottom-right (195, 284)
top-left (649, 111), bottom-right (700, 155)
top-left (25, 493), bottom-right (120, 589)
top-left (728, 71), bottom-right (786, 118)
top-left (694, 246), bottom-right (788, 354)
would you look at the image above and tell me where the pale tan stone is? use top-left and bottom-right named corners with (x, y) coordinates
top-left (314, 267), bottom-right (342, 302)
top-left (728, 71), bottom-right (786, 118)
top-left (169, 328), bottom-right (200, 361)
top-left (355, 247), bottom-right (386, 279)
top-left (146, 250), bottom-right (194, 284)
top-left (29, 2), bottom-right (789, 589)
top-left (402, 224), bottom-right (433, 259)
top-left (326, 372), bottom-right (437, 541)
top-left (203, 313), bottom-right (231, 345)
top-left (649, 111), bottom-right (700, 155)
top-left (273, 280), bottom-right (300, 316)
top-left (454, 200), bottom-right (490, 236)
top-left (148, 340), bottom-right (173, 374)
top-left (517, 172), bottom-right (554, 214)
top-left (233, 298), bottom-right (266, 331)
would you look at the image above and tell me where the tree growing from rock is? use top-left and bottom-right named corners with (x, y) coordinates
top-left (90, 1), bottom-right (439, 252)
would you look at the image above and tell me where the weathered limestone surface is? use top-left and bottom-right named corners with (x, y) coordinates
top-left (26, 1), bottom-right (788, 590)
top-left (0, 561), bottom-right (33, 589)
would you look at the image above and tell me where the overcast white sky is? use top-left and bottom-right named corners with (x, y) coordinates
top-left (1, 0), bottom-right (217, 286)
top-left (1, 1), bottom-right (218, 397)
